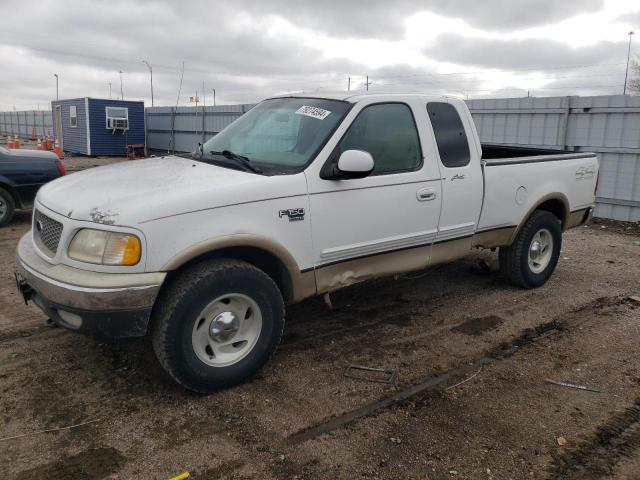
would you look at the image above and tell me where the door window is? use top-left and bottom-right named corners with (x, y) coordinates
top-left (427, 102), bottom-right (470, 168)
top-left (338, 103), bottom-right (422, 174)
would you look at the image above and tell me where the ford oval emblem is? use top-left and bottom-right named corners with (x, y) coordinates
top-left (36, 220), bottom-right (43, 232)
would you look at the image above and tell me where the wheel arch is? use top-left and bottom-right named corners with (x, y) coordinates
top-left (160, 235), bottom-right (316, 304)
top-left (0, 180), bottom-right (22, 209)
top-left (509, 193), bottom-right (569, 244)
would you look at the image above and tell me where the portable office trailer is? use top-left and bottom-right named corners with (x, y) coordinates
top-left (51, 98), bottom-right (145, 155)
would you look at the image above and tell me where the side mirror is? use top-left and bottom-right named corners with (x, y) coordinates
top-left (334, 150), bottom-right (374, 179)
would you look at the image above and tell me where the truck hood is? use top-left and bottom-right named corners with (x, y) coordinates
top-left (37, 156), bottom-right (306, 226)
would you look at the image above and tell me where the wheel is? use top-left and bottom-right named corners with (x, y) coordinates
top-left (499, 210), bottom-right (562, 288)
top-left (151, 258), bottom-right (285, 392)
top-left (0, 187), bottom-right (16, 227)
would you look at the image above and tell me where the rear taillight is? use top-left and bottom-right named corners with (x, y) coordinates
top-left (56, 160), bottom-right (66, 176)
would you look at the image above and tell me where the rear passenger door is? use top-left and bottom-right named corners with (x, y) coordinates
top-left (426, 101), bottom-right (483, 259)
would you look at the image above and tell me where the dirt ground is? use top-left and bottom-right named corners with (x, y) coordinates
top-left (1, 155), bottom-right (640, 479)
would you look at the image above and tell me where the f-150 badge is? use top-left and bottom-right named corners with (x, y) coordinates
top-left (279, 208), bottom-right (305, 222)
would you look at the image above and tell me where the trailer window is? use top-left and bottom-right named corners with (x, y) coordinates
top-left (427, 102), bottom-right (470, 168)
top-left (338, 103), bottom-right (422, 174)
top-left (69, 105), bottom-right (77, 128)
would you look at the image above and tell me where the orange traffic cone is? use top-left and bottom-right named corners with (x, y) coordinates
top-left (14, 135), bottom-right (21, 149)
top-left (36, 138), bottom-right (43, 150)
top-left (53, 139), bottom-right (64, 159)
top-left (7, 136), bottom-right (15, 149)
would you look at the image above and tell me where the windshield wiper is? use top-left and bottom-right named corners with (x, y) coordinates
top-left (209, 150), bottom-right (262, 174)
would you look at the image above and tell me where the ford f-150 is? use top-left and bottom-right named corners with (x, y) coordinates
top-left (15, 93), bottom-right (598, 391)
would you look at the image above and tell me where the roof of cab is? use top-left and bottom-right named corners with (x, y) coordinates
top-left (270, 91), bottom-right (457, 103)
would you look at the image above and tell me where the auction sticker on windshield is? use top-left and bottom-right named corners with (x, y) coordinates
top-left (295, 105), bottom-right (331, 120)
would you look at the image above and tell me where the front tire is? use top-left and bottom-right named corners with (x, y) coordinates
top-left (151, 258), bottom-right (285, 392)
top-left (0, 187), bottom-right (16, 227)
top-left (499, 210), bottom-right (562, 288)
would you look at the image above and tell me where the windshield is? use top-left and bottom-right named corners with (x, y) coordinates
top-left (200, 97), bottom-right (351, 174)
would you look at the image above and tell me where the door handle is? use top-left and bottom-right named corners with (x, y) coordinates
top-left (417, 188), bottom-right (437, 201)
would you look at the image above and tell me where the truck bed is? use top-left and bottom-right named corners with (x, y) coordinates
top-left (477, 143), bottom-right (598, 233)
top-left (481, 143), bottom-right (569, 159)
top-left (481, 143), bottom-right (596, 166)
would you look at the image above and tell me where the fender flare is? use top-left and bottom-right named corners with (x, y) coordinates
top-left (161, 234), bottom-right (316, 302)
top-left (0, 177), bottom-right (21, 208)
top-left (508, 193), bottom-right (570, 245)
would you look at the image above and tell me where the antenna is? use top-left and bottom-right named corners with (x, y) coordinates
top-left (175, 61), bottom-right (185, 107)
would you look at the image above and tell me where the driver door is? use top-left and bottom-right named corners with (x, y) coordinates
top-left (304, 99), bottom-right (442, 293)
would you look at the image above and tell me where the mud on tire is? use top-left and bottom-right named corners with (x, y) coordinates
top-left (151, 258), bottom-right (285, 392)
top-left (499, 210), bottom-right (562, 289)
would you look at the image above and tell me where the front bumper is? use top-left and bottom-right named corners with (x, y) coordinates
top-left (15, 233), bottom-right (166, 338)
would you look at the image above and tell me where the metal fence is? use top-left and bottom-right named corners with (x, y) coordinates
top-left (2, 95), bottom-right (639, 221)
top-left (466, 95), bottom-right (640, 222)
top-left (0, 110), bottom-right (53, 138)
top-left (145, 104), bottom-right (255, 153)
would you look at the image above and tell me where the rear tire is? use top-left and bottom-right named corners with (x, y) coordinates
top-left (499, 210), bottom-right (562, 288)
top-left (151, 258), bottom-right (285, 392)
top-left (0, 187), bottom-right (16, 227)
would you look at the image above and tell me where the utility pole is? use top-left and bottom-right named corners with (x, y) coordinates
top-left (212, 88), bottom-right (216, 106)
top-left (118, 70), bottom-right (124, 100)
top-left (53, 74), bottom-right (59, 100)
top-left (365, 75), bottom-right (372, 91)
top-left (109, 82), bottom-right (112, 99)
top-left (142, 60), bottom-right (154, 106)
top-left (347, 76), bottom-right (351, 92)
top-left (624, 31), bottom-right (635, 95)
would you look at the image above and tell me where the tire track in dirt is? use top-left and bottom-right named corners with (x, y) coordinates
top-left (549, 399), bottom-right (640, 479)
top-left (285, 296), bottom-right (632, 445)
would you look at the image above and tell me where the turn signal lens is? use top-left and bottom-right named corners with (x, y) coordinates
top-left (103, 233), bottom-right (141, 266)
top-left (68, 229), bottom-right (141, 266)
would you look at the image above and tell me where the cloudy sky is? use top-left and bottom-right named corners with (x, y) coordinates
top-left (0, 0), bottom-right (639, 110)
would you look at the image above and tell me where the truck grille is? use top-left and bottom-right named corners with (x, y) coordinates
top-left (34, 210), bottom-right (63, 256)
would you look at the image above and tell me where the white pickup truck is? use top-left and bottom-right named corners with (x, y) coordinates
top-left (15, 93), bottom-right (598, 391)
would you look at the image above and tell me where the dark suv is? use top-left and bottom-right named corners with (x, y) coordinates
top-left (0, 145), bottom-right (65, 226)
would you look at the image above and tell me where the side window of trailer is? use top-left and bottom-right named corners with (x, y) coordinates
top-left (69, 106), bottom-right (77, 127)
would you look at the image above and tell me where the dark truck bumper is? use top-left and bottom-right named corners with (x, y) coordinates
top-left (15, 233), bottom-right (166, 338)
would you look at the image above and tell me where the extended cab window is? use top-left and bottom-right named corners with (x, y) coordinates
top-left (427, 102), bottom-right (470, 168)
top-left (339, 103), bottom-right (422, 174)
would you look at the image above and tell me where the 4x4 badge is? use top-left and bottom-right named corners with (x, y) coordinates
top-left (279, 208), bottom-right (305, 222)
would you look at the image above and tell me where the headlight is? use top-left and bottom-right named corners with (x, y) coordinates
top-left (68, 229), bottom-right (141, 266)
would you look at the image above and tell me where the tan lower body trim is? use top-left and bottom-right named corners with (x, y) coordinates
top-left (565, 208), bottom-right (591, 230)
top-left (313, 236), bottom-right (477, 295)
top-left (314, 244), bottom-right (432, 294)
top-left (472, 226), bottom-right (517, 248)
top-left (431, 236), bottom-right (474, 264)
top-left (291, 270), bottom-right (317, 303)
